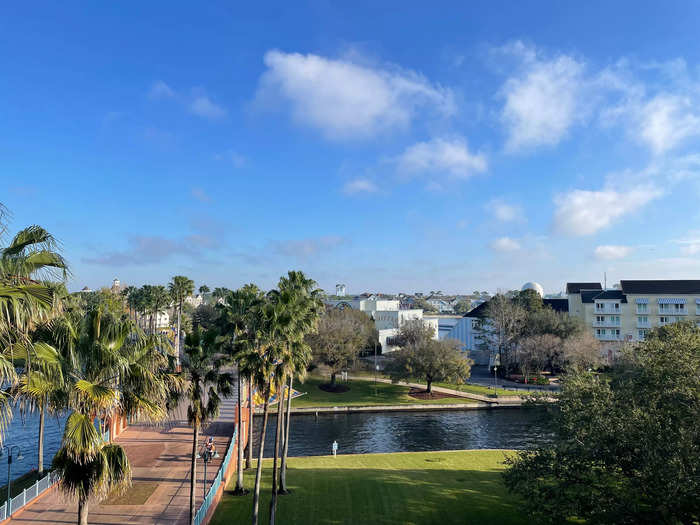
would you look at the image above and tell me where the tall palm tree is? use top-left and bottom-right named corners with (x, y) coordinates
top-left (175, 326), bottom-right (234, 525)
top-left (149, 285), bottom-right (171, 335)
top-left (120, 286), bottom-right (136, 321)
top-left (212, 287), bottom-right (229, 303)
top-left (199, 285), bottom-right (210, 295)
top-left (217, 284), bottom-right (264, 494)
top-left (277, 271), bottom-right (322, 494)
top-left (169, 276), bottom-right (195, 366)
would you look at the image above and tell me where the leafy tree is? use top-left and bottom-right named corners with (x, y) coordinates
top-left (413, 296), bottom-right (437, 313)
top-left (149, 285), bottom-right (171, 334)
top-left (385, 337), bottom-right (473, 393)
top-left (453, 299), bottom-right (472, 315)
top-left (503, 321), bottom-right (700, 525)
top-left (169, 275), bottom-right (195, 365)
top-left (307, 307), bottom-right (376, 387)
top-left (512, 289), bottom-right (544, 312)
top-left (516, 334), bottom-right (560, 382)
top-left (198, 284), bottom-right (210, 295)
top-left (394, 318), bottom-right (434, 347)
top-left (479, 294), bottom-right (526, 372)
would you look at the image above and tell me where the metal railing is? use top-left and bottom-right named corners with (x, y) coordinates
top-left (0, 470), bottom-right (60, 520)
top-left (194, 426), bottom-right (237, 525)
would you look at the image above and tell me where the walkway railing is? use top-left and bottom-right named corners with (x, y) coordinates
top-left (194, 426), bottom-right (237, 525)
top-left (0, 470), bottom-right (60, 520)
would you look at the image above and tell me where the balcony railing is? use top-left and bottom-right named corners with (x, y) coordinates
top-left (657, 308), bottom-right (687, 315)
top-left (593, 321), bottom-right (621, 327)
top-left (594, 306), bottom-right (621, 314)
top-left (596, 334), bottom-right (622, 341)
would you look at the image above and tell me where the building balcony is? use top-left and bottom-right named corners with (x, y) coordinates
top-left (596, 334), bottom-right (622, 341)
top-left (637, 322), bottom-right (650, 328)
top-left (657, 309), bottom-right (687, 315)
top-left (594, 307), bottom-right (622, 314)
top-left (592, 321), bottom-right (621, 327)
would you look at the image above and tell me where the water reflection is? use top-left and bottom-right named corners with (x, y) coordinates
top-left (255, 408), bottom-right (552, 457)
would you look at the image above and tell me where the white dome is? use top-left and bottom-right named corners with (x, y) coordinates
top-left (521, 282), bottom-right (544, 297)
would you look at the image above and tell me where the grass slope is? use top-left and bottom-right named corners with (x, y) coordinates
top-left (291, 377), bottom-right (478, 408)
top-left (212, 450), bottom-right (527, 525)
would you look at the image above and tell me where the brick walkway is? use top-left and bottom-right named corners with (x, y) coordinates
top-left (9, 396), bottom-right (237, 525)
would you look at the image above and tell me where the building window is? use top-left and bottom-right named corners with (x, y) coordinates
top-left (638, 315), bottom-right (648, 324)
top-left (637, 303), bottom-right (648, 313)
top-left (660, 316), bottom-right (669, 324)
top-left (614, 303), bottom-right (620, 310)
top-left (596, 315), bottom-right (604, 323)
top-left (638, 329), bottom-right (647, 340)
top-left (611, 315), bottom-right (620, 324)
top-left (596, 303), bottom-right (604, 311)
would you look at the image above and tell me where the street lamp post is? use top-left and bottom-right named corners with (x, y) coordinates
top-left (374, 341), bottom-right (378, 383)
top-left (0, 445), bottom-right (23, 516)
top-left (493, 365), bottom-right (498, 394)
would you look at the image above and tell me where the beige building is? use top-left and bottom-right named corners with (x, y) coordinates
top-left (567, 280), bottom-right (700, 358)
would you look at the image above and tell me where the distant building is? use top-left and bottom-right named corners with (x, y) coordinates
top-left (110, 278), bottom-right (121, 294)
top-left (185, 294), bottom-right (204, 308)
top-left (325, 296), bottom-right (438, 351)
top-left (335, 283), bottom-right (347, 297)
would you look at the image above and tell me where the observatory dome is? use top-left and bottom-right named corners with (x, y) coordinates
top-left (521, 282), bottom-right (544, 297)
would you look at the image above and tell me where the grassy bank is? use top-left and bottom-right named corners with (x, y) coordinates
top-left (290, 377), bottom-right (478, 408)
top-left (212, 450), bottom-right (527, 525)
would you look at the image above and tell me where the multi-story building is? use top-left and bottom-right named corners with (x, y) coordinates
top-left (566, 280), bottom-right (700, 358)
top-left (325, 296), bottom-right (438, 351)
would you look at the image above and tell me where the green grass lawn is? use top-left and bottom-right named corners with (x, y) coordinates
top-left (212, 450), bottom-right (527, 525)
top-left (0, 470), bottom-right (48, 499)
top-left (291, 377), bottom-right (478, 408)
top-left (433, 381), bottom-right (530, 398)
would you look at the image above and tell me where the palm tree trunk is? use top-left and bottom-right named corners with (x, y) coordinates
top-left (78, 498), bottom-right (88, 525)
top-left (279, 375), bottom-right (293, 493)
top-left (269, 380), bottom-right (284, 524)
top-left (37, 402), bottom-right (45, 476)
top-left (233, 369), bottom-right (246, 494)
top-left (176, 302), bottom-right (182, 366)
top-left (189, 425), bottom-right (199, 525)
top-left (246, 378), bottom-right (253, 470)
top-left (252, 390), bottom-right (270, 525)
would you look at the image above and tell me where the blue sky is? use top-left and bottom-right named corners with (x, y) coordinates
top-left (3, 1), bottom-right (700, 294)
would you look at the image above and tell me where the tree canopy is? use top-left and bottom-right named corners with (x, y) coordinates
top-left (503, 321), bottom-right (700, 525)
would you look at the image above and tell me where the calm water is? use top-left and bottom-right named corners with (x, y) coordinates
top-left (255, 408), bottom-right (552, 457)
top-left (1, 408), bottom-right (69, 482)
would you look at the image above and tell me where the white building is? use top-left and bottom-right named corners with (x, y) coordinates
top-left (335, 283), bottom-right (347, 297)
top-left (325, 297), bottom-right (438, 351)
top-left (185, 294), bottom-right (204, 308)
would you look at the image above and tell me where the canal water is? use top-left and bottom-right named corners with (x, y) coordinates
top-left (256, 408), bottom-right (553, 458)
top-left (1, 409), bottom-right (69, 483)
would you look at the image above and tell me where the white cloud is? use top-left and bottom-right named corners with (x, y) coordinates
top-left (343, 178), bottom-right (378, 195)
top-left (673, 233), bottom-right (700, 255)
top-left (149, 81), bottom-right (176, 99)
top-left (499, 43), bottom-right (585, 150)
top-left (553, 185), bottom-right (662, 236)
top-left (486, 199), bottom-right (523, 222)
top-left (490, 236), bottom-right (520, 252)
top-left (272, 236), bottom-right (345, 259)
top-left (636, 94), bottom-right (700, 154)
top-left (190, 96), bottom-right (226, 119)
top-left (594, 245), bottom-right (633, 260)
top-left (256, 50), bottom-right (455, 139)
top-left (214, 150), bottom-right (245, 167)
top-left (395, 137), bottom-right (486, 178)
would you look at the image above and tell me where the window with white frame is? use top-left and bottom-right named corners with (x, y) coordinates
top-left (637, 302), bottom-right (648, 313)
top-left (638, 315), bottom-right (648, 324)
top-left (611, 315), bottom-right (620, 324)
top-left (596, 303), bottom-right (604, 311)
top-left (638, 329), bottom-right (648, 339)
top-left (596, 315), bottom-right (604, 323)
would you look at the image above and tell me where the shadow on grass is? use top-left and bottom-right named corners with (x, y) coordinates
top-left (211, 465), bottom-right (526, 525)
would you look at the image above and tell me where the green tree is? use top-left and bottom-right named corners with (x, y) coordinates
top-left (169, 275), bottom-right (195, 365)
top-left (198, 284), bottom-right (210, 295)
top-left (503, 321), bottom-right (700, 525)
top-left (453, 299), bottom-right (471, 315)
top-left (385, 337), bottom-right (473, 393)
top-left (149, 285), bottom-right (171, 334)
top-left (176, 326), bottom-right (234, 525)
top-left (307, 307), bottom-right (375, 387)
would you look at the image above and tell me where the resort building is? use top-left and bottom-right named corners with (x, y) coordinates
top-left (325, 296), bottom-right (438, 351)
top-left (566, 280), bottom-right (700, 356)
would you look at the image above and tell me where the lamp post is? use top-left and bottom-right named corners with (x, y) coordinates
top-left (374, 341), bottom-right (378, 383)
top-left (493, 365), bottom-right (498, 394)
top-left (1, 445), bottom-right (23, 516)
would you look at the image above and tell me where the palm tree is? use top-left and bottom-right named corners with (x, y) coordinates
top-left (169, 276), bottom-right (195, 366)
top-left (212, 287), bottom-right (229, 303)
top-left (216, 284), bottom-right (264, 494)
top-left (199, 285), bottom-right (210, 295)
top-left (176, 326), bottom-right (234, 525)
top-left (120, 286), bottom-right (136, 321)
top-left (53, 415), bottom-right (131, 525)
top-left (53, 306), bottom-right (170, 525)
top-left (277, 271), bottom-right (321, 494)
top-left (149, 285), bottom-right (171, 335)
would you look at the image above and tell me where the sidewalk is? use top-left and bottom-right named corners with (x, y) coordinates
top-left (8, 397), bottom-right (237, 525)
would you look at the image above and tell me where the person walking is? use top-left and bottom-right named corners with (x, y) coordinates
top-left (332, 440), bottom-right (338, 457)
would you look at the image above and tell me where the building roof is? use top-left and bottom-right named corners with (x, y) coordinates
top-left (566, 282), bottom-right (602, 294)
top-left (463, 301), bottom-right (490, 318)
top-left (543, 298), bottom-right (569, 312)
top-left (620, 280), bottom-right (700, 295)
top-left (581, 289), bottom-right (627, 303)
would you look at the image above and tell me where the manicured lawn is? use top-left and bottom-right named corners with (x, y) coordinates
top-left (212, 450), bottom-right (527, 525)
top-left (434, 381), bottom-right (530, 398)
top-left (291, 377), bottom-right (478, 408)
top-left (103, 482), bottom-right (158, 505)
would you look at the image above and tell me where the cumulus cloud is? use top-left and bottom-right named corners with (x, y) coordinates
top-left (486, 199), bottom-right (523, 222)
top-left (553, 185), bottom-right (662, 236)
top-left (189, 96), bottom-right (227, 119)
top-left (633, 94), bottom-right (700, 154)
top-left (499, 43), bottom-right (586, 150)
top-left (673, 233), bottom-right (700, 255)
top-left (395, 137), bottom-right (487, 178)
top-left (83, 235), bottom-right (197, 266)
top-left (594, 245), bottom-right (633, 260)
top-left (490, 236), bottom-right (521, 252)
top-left (256, 50), bottom-right (455, 139)
top-left (343, 178), bottom-right (378, 195)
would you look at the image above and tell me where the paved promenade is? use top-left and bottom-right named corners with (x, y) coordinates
top-left (8, 396), bottom-right (237, 525)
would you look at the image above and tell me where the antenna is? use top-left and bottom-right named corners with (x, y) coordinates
top-left (604, 272), bottom-right (607, 290)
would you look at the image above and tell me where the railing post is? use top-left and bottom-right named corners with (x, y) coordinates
top-left (22, 488), bottom-right (26, 506)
